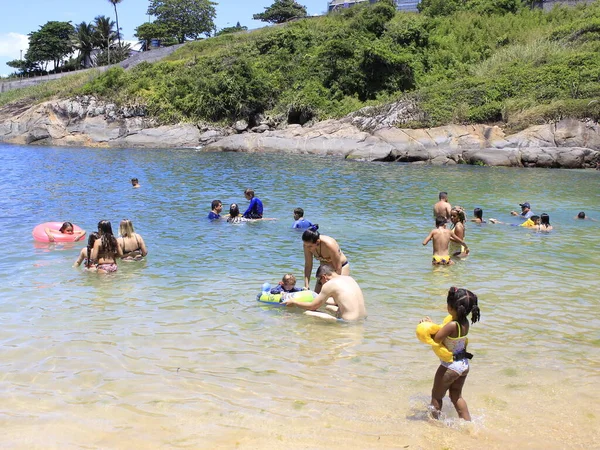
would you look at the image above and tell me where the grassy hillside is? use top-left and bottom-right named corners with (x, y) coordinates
top-left (3, 1), bottom-right (600, 131)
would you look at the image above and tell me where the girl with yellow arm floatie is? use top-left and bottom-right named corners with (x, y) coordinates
top-left (417, 287), bottom-right (481, 421)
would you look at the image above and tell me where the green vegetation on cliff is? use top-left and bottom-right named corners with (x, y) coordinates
top-left (3, 0), bottom-right (600, 130)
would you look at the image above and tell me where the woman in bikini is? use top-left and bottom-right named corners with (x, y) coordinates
top-left (302, 225), bottom-right (349, 294)
top-left (118, 219), bottom-right (148, 260)
top-left (91, 220), bottom-right (123, 273)
top-left (449, 207), bottom-right (468, 258)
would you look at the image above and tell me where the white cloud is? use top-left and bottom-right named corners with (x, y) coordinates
top-left (0, 32), bottom-right (29, 60)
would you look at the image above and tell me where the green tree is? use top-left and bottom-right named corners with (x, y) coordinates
top-left (73, 22), bottom-right (96, 68)
top-left (6, 58), bottom-right (40, 75)
top-left (26, 21), bottom-right (75, 72)
top-left (253, 0), bottom-right (308, 24)
top-left (94, 15), bottom-right (117, 49)
top-left (108, 0), bottom-right (123, 45)
top-left (216, 21), bottom-right (248, 36)
top-left (147, 0), bottom-right (218, 44)
top-left (134, 21), bottom-right (172, 50)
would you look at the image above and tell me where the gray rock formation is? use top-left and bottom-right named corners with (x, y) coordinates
top-left (202, 118), bottom-right (600, 168)
top-left (0, 97), bottom-right (598, 169)
top-left (0, 96), bottom-right (228, 148)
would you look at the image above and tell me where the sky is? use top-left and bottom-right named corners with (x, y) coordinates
top-left (0, 0), bottom-right (329, 77)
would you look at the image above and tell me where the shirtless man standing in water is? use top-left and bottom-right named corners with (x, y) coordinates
top-left (283, 265), bottom-right (366, 322)
top-left (433, 192), bottom-right (452, 220)
top-left (423, 217), bottom-right (469, 265)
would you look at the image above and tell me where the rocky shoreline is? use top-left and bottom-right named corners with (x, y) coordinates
top-left (1, 96), bottom-right (599, 169)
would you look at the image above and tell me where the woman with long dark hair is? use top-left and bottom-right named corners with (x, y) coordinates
top-left (302, 224), bottom-right (349, 293)
top-left (91, 220), bottom-right (123, 273)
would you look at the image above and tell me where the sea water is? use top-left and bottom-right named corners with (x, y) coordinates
top-left (0, 143), bottom-right (598, 449)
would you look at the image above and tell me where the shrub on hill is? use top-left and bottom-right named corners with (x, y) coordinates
top-left (3, 1), bottom-right (600, 131)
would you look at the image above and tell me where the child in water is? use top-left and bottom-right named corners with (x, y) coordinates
top-left (421, 287), bottom-right (481, 421)
top-left (270, 274), bottom-right (303, 294)
top-left (73, 232), bottom-right (100, 270)
top-left (537, 213), bottom-right (553, 231)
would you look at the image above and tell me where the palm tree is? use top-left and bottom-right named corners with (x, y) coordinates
top-left (94, 15), bottom-right (117, 49)
top-left (107, 0), bottom-right (123, 46)
top-left (73, 22), bottom-right (96, 68)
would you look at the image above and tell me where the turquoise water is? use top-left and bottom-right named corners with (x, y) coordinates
top-left (0, 143), bottom-right (598, 448)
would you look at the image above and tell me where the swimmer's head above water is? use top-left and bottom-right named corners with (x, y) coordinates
top-left (302, 225), bottom-right (321, 251)
top-left (97, 220), bottom-right (115, 235)
top-left (450, 208), bottom-right (466, 224)
top-left (229, 203), bottom-right (240, 217)
top-left (302, 224), bottom-right (320, 243)
top-left (540, 213), bottom-right (550, 226)
top-left (59, 222), bottom-right (75, 234)
top-left (119, 219), bottom-right (136, 237)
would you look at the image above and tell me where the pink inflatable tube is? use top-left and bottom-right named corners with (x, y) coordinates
top-left (32, 222), bottom-right (85, 243)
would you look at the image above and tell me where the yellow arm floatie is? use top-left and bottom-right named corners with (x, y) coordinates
top-left (415, 315), bottom-right (453, 363)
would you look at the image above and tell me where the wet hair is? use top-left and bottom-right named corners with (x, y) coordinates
top-left (229, 203), bottom-right (240, 217)
top-left (577, 211), bottom-right (586, 219)
top-left (439, 191), bottom-right (448, 200)
top-left (435, 216), bottom-right (447, 227)
top-left (59, 222), bottom-right (74, 233)
top-left (244, 188), bottom-right (254, 197)
top-left (447, 287), bottom-right (480, 324)
top-left (473, 208), bottom-right (483, 220)
top-left (119, 219), bottom-right (135, 238)
top-left (294, 207), bottom-right (304, 217)
top-left (530, 215), bottom-right (540, 223)
top-left (282, 274), bottom-right (296, 285)
top-left (540, 213), bottom-right (550, 226)
top-left (97, 220), bottom-right (118, 255)
top-left (316, 264), bottom-right (334, 278)
top-left (131, 178), bottom-right (139, 184)
top-left (211, 200), bottom-right (222, 210)
top-left (86, 232), bottom-right (100, 269)
top-left (451, 208), bottom-right (466, 223)
top-left (302, 224), bottom-right (320, 243)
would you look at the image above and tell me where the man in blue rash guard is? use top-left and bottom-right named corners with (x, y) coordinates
top-left (243, 188), bottom-right (263, 219)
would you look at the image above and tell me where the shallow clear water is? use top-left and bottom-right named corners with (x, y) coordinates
top-left (0, 143), bottom-right (598, 449)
